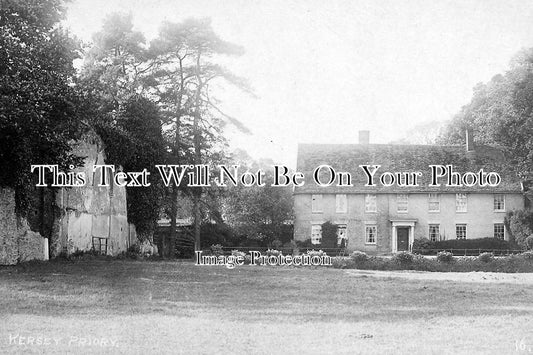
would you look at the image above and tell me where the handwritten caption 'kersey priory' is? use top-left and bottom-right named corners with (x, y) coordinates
top-left (30, 164), bottom-right (502, 188)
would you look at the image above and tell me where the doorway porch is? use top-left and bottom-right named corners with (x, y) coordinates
top-left (390, 219), bottom-right (417, 253)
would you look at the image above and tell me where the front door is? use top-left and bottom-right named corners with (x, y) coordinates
top-left (397, 227), bottom-right (409, 251)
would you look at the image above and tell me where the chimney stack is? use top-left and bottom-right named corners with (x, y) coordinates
top-left (465, 128), bottom-right (474, 152)
top-left (359, 130), bottom-right (370, 145)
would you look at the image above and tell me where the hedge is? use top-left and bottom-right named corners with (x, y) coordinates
top-left (333, 252), bottom-right (533, 273)
top-left (413, 237), bottom-right (512, 254)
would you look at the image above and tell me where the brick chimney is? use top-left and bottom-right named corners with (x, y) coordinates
top-left (466, 128), bottom-right (474, 152)
top-left (359, 130), bottom-right (370, 145)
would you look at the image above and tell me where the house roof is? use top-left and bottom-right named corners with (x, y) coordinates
top-left (294, 143), bottom-right (522, 194)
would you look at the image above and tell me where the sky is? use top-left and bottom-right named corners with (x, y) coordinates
top-left (64, 0), bottom-right (533, 167)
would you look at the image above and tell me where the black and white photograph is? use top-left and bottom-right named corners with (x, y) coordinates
top-left (1, 0), bottom-right (533, 353)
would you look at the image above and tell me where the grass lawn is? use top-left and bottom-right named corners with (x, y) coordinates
top-left (1, 259), bottom-right (533, 354)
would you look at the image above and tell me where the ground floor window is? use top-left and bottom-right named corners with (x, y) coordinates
top-left (337, 225), bottom-right (347, 247)
top-left (456, 224), bottom-right (467, 240)
top-left (429, 224), bottom-right (440, 242)
top-left (311, 225), bottom-right (322, 244)
top-left (494, 223), bottom-right (505, 240)
top-left (365, 225), bottom-right (377, 244)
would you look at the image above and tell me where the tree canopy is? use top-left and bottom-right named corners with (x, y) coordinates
top-left (3, 4), bottom-right (258, 252)
top-left (0, 0), bottom-right (84, 213)
top-left (222, 150), bottom-right (294, 247)
top-left (438, 48), bottom-right (533, 179)
top-left (79, 13), bottom-right (252, 251)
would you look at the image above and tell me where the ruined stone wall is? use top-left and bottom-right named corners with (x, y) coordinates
top-left (51, 131), bottom-right (136, 256)
top-left (0, 188), bottom-right (19, 264)
top-left (1, 131), bottom-right (137, 263)
top-left (0, 188), bottom-right (46, 265)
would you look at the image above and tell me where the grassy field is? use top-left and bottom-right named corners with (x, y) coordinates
top-left (1, 259), bottom-right (533, 354)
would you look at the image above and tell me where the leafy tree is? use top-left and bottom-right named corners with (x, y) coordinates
top-left (321, 221), bottom-right (338, 249)
top-left (438, 48), bottom-right (533, 179)
top-left (505, 209), bottom-right (533, 250)
top-left (223, 182), bottom-right (294, 247)
top-left (80, 14), bottom-right (166, 243)
top-left (149, 18), bottom-right (251, 253)
top-left (81, 12), bottom-right (149, 109)
top-left (97, 96), bottom-right (166, 241)
top-left (80, 14), bottom-right (251, 255)
top-left (0, 0), bottom-right (84, 214)
top-left (222, 152), bottom-right (294, 247)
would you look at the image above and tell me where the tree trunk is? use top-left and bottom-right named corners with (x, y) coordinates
top-left (193, 53), bottom-right (203, 252)
top-left (167, 186), bottom-right (178, 257)
top-left (167, 108), bottom-right (181, 258)
top-left (193, 191), bottom-right (201, 252)
top-left (193, 112), bottom-right (202, 252)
